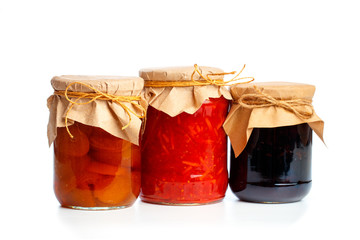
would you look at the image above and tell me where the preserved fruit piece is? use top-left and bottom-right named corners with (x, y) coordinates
top-left (89, 128), bottom-right (124, 151)
top-left (141, 97), bottom-right (229, 205)
top-left (229, 123), bottom-right (312, 203)
top-left (89, 128), bottom-right (130, 166)
top-left (54, 160), bottom-right (76, 196)
top-left (86, 160), bottom-right (121, 176)
top-left (93, 171), bottom-right (135, 206)
top-left (59, 189), bottom-right (96, 208)
top-left (130, 144), bottom-right (141, 171)
top-left (53, 122), bottom-right (141, 210)
top-left (54, 124), bottom-right (89, 162)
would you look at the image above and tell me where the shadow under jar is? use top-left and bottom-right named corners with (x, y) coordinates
top-left (230, 123), bottom-right (312, 203)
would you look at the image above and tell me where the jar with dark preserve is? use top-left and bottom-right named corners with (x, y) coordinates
top-left (47, 75), bottom-right (146, 210)
top-left (140, 66), bottom-right (232, 205)
top-left (224, 82), bottom-right (325, 203)
top-left (230, 124), bottom-right (312, 203)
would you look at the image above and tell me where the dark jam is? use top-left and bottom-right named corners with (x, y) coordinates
top-left (229, 123), bottom-right (312, 203)
top-left (141, 97), bottom-right (229, 205)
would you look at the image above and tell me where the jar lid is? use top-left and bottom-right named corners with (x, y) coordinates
top-left (139, 66), bottom-right (224, 81)
top-left (224, 81), bottom-right (324, 157)
top-left (139, 66), bottom-right (232, 117)
top-left (51, 75), bottom-right (144, 95)
top-left (230, 82), bottom-right (316, 101)
top-left (47, 75), bottom-right (146, 147)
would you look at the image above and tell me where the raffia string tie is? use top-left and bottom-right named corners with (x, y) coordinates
top-left (54, 82), bottom-right (146, 138)
top-left (144, 64), bottom-right (254, 87)
top-left (238, 86), bottom-right (314, 120)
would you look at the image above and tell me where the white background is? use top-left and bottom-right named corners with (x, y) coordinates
top-left (1, 0), bottom-right (359, 239)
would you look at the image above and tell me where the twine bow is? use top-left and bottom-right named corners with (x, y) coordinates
top-left (144, 64), bottom-right (254, 87)
top-left (191, 64), bottom-right (254, 86)
top-left (238, 86), bottom-right (314, 119)
top-left (54, 82), bottom-right (146, 138)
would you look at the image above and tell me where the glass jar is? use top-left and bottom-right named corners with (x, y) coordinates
top-left (229, 123), bottom-right (312, 203)
top-left (54, 122), bottom-right (141, 209)
top-left (141, 97), bottom-right (229, 205)
top-left (48, 75), bottom-right (146, 210)
top-left (224, 82), bottom-right (324, 204)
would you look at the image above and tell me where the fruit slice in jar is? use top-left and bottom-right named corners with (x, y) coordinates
top-left (131, 170), bottom-right (141, 197)
top-left (86, 160), bottom-right (130, 176)
top-left (119, 140), bottom-right (132, 168)
top-left (77, 122), bottom-right (94, 137)
top-left (89, 127), bottom-right (125, 151)
top-left (93, 169), bottom-right (134, 205)
top-left (61, 188), bottom-right (96, 208)
top-left (54, 124), bottom-right (90, 161)
top-left (54, 157), bottom-right (77, 201)
top-left (70, 155), bottom-right (115, 190)
top-left (54, 156), bottom-right (96, 207)
top-left (89, 127), bottom-right (131, 166)
top-left (131, 144), bottom-right (141, 171)
top-left (86, 160), bottom-right (119, 176)
top-left (89, 149), bottom-right (123, 166)
top-left (90, 142), bottom-right (133, 168)
top-left (75, 170), bottom-right (115, 191)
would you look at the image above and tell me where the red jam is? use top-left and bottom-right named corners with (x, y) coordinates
top-left (140, 97), bottom-right (229, 205)
top-left (54, 122), bottom-right (141, 209)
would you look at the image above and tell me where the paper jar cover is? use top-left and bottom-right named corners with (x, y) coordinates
top-left (47, 75), bottom-right (147, 146)
top-left (140, 66), bottom-right (232, 117)
top-left (223, 82), bottom-right (325, 157)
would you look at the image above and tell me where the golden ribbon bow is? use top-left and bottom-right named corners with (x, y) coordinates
top-left (54, 82), bottom-right (146, 138)
top-left (238, 86), bottom-right (314, 119)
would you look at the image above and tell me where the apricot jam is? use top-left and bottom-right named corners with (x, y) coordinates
top-left (54, 122), bottom-right (141, 210)
top-left (140, 97), bottom-right (229, 205)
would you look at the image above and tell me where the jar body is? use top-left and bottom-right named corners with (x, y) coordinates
top-left (53, 122), bottom-right (141, 210)
top-left (141, 97), bottom-right (229, 205)
top-left (229, 123), bottom-right (312, 203)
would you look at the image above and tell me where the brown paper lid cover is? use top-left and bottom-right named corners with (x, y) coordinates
top-left (47, 75), bottom-right (146, 146)
top-left (230, 82), bottom-right (316, 100)
top-left (140, 66), bottom-right (232, 117)
top-left (51, 75), bottom-right (144, 94)
top-left (140, 66), bottom-right (224, 81)
top-left (224, 82), bottom-right (325, 157)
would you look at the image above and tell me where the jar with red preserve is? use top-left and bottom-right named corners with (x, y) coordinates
top-left (47, 75), bottom-right (146, 210)
top-left (140, 65), bottom-right (251, 205)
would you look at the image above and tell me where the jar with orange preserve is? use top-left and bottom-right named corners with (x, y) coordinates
top-left (47, 75), bottom-right (147, 210)
top-left (140, 65), bottom-right (253, 205)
